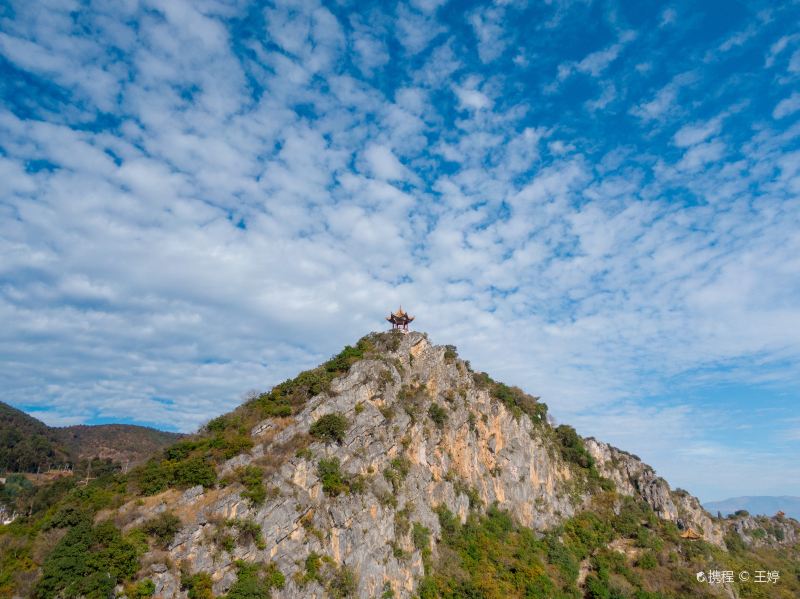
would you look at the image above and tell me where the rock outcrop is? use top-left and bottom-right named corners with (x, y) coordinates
top-left (109, 331), bottom-right (796, 598)
top-left (585, 438), bottom-right (725, 547)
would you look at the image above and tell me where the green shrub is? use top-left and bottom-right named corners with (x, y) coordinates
top-left (310, 413), bottom-right (350, 444)
top-left (554, 425), bottom-right (594, 469)
top-left (318, 458), bottom-right (349, 496)
top-left (475, 373), bottom-right (549, 424)
top-left (452, 479), bottom-right (482, 509)
top-left (412, 522), bottom-right (431, 551)
top-left (327, 566), bottom-right (357, 598)
top-left (34, 520), bottom-right (140, 599)
top-left (223, 560), bottom-right (284, 599)
top-left (636, 551), bottom-right (657, 569)
top-left (126, 579), bottom-right (156, 598)
top-left (544, 533), bottom-right (580, 582)
top-left (134, 459), bottom-right (174, 495)
top-left (298, 552), bottom-right (322, 585)
top-left (226, 519), bottom-right (266, 550)
top-left (219, 434), bottom-right (255, 460)
top-left (181, 571), bottom-right (214, 599)
top-left (584, 574), bottom-right (611, 599)
top-left (173, 456), bottom-right (217, 489)
top-left (412, 523), bottom-right (432, 571)
top-left (427, 404), bottom-right (448, 429)
top-left (383, 457), bottom-right (411, 492)
top-left (142, 511), bottom-right (181, 548)
top-left (264, 562), bottom-right (285, 590)
top-left (443, 345), bottom-right (458, 362)
top-left (237, 465), bottom-right (267, 507)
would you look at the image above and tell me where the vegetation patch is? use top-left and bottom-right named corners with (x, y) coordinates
top-left (443, 345), bottom-right (458, 362)
top-left (397, 383), bottom-right (427, 422)
top-left (412, 522), bottom-right (432, 571)
top-left (472, 372), bottom-right (549, 424)
top-left (180, 570), bottom-right (214, 599)
top-left (124, 578), bottom-right (156, 598)
top-left (327, 565), bottom-right (357, 598)
top-left (235, 465), bottom-right (267, 507)
top-left (551, 425), bottom-right (615, 494)
top-left (251, 339), bottom-right (374, 422)
top-left (223, 560), bottom-right (284, 599)
top-left (316, 458), bottom-right (363, 496)
top-left (309, 413), bottom-right (350, 444)
top-left (225, 518), bottom-right (266, 550)
top-left (427, 404), bottom-right (448, 429)
top-left (383, 457), bottom-right (411, 492)
top-left (34, 519), bottom-right (141, 599)
top-left (294, 553), bottom-right (356, 597)
top-left (451, 477), bottom-right (483, 510)
top-left (394, 502), bottom-right (414, 536)
top-left (141, 511), bottom-right (181, 549)
top-left (419, 494), bottom-right (800, 599)
top-left (134, 452), bottom-right (217, 496)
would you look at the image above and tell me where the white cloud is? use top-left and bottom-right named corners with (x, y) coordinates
top-left (394, 3), bottom-right (445, 55)
top-left (773, 92), bottom-right (800, 119)
top-left (673, 119), bottom-right (721, 147)
top-left (631, 71), bottom-right (697, 121)
top-left (555, 30), bottom-right (636, 83)
top-left (659, 8), bottom-right (677, 27)
top-left (363, 144), bottom-right (408, 181)
top-left (585, 81), bottom-right (616, 112)
top-left (789, 48), bottom-right (800, 73)
top-left (764, 33), bottom-right (799, 68)
top-left (351, 32), bottom-right (390, 75)
top-left (676, 140), bottom-right (725, 170)
top-left (469, 5), bottom-right (509, 63)
top-left (454, 82), bottom-right (492, 111)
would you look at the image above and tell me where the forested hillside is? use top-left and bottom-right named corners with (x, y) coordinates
top-left (0, 401), bottom-right (181, 473)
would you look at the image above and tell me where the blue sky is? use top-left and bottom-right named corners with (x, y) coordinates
top-left (1, 0), bottom-right (799, 501)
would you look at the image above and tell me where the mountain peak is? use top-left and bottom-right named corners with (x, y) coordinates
top-left (3, 331), bottom-right (798, 598)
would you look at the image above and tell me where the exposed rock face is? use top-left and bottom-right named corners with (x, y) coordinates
top-left (727, 513), bottom-right (798, 548)
top-left (585, 438), bottom-right (725, 547)
top-left (118, 331), bottom-right (787, 598)
top-left (132, 333), bottom-right (583, 598)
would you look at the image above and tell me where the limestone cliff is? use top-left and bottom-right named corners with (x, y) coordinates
top-left (105, 331), bottom-right (796, 599)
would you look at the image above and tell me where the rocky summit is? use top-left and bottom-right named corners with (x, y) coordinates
top-left (2, 331), bottom-right (798, 599)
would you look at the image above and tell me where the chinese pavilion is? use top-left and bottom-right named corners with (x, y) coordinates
top-left (387, 306), bottom-right (414, 332)
top-left (679, 528), bottom-right (702, 541)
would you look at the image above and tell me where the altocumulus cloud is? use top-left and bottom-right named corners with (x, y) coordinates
top-left (1, 0), bottom-right (799, 500)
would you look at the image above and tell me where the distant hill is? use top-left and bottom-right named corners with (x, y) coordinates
top-left (0, 402), bottom-right (70, 472)
top-left (704, 496), bottom-right (800, 520)
top-left (0, 401), bottom-right (182, 473)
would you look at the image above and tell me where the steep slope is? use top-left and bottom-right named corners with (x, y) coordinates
top-left (1, 331), bottom-right (798, 599)
top-left (0, 401), bottom-right (182, 474)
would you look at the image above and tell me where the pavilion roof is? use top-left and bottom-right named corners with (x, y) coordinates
top-left (387, 306), bottom-right (414, 322)
top-left (679, 528), bottom-right (702, 540)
